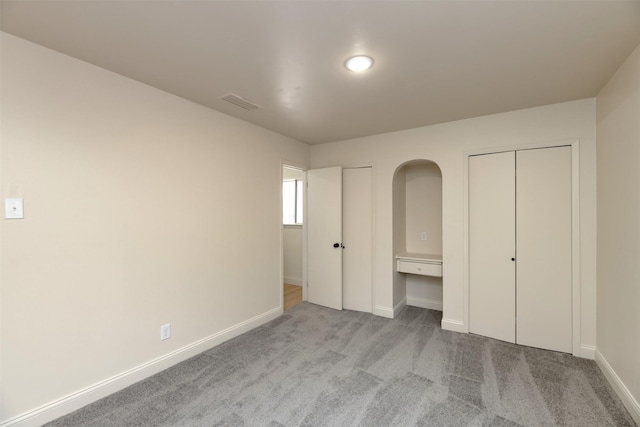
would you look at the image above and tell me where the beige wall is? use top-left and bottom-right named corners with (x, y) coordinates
top-left (404, 162), bottom-right (443, 255)
top-left (283, 226), bottom-right (303, 285)
top-left (311, 98), bottom-right (597, 350)
top-left (0, 33), bottom-right (309, 423)
top-left (596, 42), bottom-right (640, 423)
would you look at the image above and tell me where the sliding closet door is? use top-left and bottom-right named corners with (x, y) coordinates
top-left (516, 147), bottom-right (572, 353)
top-left (469, 152), bottom-right (516, 343)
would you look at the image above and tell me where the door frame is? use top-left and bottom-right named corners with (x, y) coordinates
top-left (463, 139), bottom-right (582, 357)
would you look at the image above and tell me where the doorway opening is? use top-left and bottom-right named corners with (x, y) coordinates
top-left (282, 165), bottom-right (304, 310)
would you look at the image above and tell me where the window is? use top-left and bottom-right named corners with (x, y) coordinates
top-left (283, 179), bottom-right (303, 225)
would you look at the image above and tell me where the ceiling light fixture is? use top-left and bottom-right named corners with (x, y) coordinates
top-left (345, 55), bottom-right (374, 72)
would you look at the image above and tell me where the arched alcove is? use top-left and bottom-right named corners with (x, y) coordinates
top-left (392, 159), bottom-right (443, 312)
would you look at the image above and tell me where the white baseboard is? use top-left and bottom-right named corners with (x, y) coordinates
top-left (283, 276), bottom-right (302, 286)
top-left (578, 344), bottom-right (596, 360)
top-left (441, 317), bottom-right (466, 333)
top-left (0, 307), bottom-right (283, 427)
top-left (595, 348), bottom-right (640, 425)
top-left (373, 298), bottom-right (406, 319)
top-left (393, 297), bottom-right (407, 317)
top-left (406, 296), bottom-right (443, 311)
top-left (373, 305), bottom-right (394, 319)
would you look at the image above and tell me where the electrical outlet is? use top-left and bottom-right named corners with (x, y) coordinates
top-left (160, 324), bottom-right (171, 341)
top-left (420, 231), bottom-right (427, 241)
top-left (4, 198), bottom-right (24, 219)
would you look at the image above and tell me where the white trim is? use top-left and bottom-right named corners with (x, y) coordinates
top-left (279, 162), bottom-right (286, 321)
top-left (570, 142), bottom-right (582, 357)
top-left (462, 149), bottom-right (471, 334)
top-left (0, 307), bottom-right (282, 427)
top-left (283, 276), bottom-right (302, 286)
top-left (393, 297), bottom-right (407, 317)
top-left (441, 318), bottom-right (466, 333)
top-left (579, 344), bottom-right (595, 360)
top-left (374, 305), bottom-right (394, 319)
top-left (283, 224), bottom-right (303, 229)
top-left (595, 349), bottom-right (640, 425)
top-left (407, 296), bottom-right (443, 311)
top-left (302, 168), bottom-right (308, 302)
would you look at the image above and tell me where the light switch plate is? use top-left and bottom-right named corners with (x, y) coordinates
top-left (160, 324), bottom-right (171, 341)
top-left (4, 198), bottom-right (24, 219)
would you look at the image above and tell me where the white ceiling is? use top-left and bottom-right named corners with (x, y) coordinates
top-left (2, 1), bottom-right (640, 145)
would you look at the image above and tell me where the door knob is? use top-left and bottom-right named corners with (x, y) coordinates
top-left (511, 257), bottom-right (516, 261)
top-left (333, 243), bottom-right (340, 248)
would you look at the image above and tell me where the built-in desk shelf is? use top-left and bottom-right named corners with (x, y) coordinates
top-left (396, 252), bottom-right (443, 277)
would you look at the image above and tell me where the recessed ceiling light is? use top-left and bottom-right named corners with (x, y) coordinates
top-left (345, 55), bottom-right (374, 72)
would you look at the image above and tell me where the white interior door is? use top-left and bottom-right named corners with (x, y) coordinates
top-left (307, 166), bottom-right (343, 310)
top-left (342, 167), bottom-right (372, 313)
top-left (469, 152), bottom-right (516, 343)
top-left (516, 147), bottom-right (572, 353)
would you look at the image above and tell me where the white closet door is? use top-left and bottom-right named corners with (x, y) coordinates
top-left (516, 147), bottom-right (572, 353)
top-left (342, 167), bottom-right (372, 313)
top-left (469, 152), bottom-right (516, 343)
top-left (307, 167), bottom-right (343, 310)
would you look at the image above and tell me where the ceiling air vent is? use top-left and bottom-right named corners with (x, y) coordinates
top-left (218, 93), bottom-right (262, 111)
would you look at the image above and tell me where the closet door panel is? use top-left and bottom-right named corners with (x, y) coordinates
top-left (342, 167), bottom-right (373, 313)
top-left (469, 152), bottom-right (516, 343)
top-left (516, 146), bottom-right (572, 353)
top-left (307, 167), bottom-right (343, 311)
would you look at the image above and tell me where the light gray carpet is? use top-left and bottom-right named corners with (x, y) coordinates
top-left (47, 303), bottom-right (636, 426)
